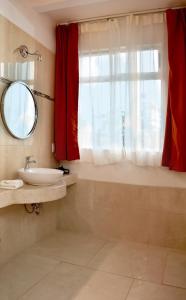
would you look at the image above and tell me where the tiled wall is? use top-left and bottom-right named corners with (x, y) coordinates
top-left (0, 15), bottom-right (58, 265)
top-left (58, 179), bottom-right (186, 251)
top-left (0, 202), bottom-right (58, 265)
top-left (0, 14), bottom-right (56, 175)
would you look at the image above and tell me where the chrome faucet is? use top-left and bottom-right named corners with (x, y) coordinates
top-left (25, 156), bottom-right (36, 170)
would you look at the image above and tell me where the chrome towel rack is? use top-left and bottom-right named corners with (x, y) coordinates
top-left (0, 76), bottom-right (54, 101)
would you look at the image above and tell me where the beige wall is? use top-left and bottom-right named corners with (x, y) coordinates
top-left (66, 161), bottom-right (186, 188)
top-left (0, 0), bottom-right (55, 52)
top-left (0, 14), bottom-right (58, 265)
top-left (0, 202), bottom-right (58, 265)
top-left (58, 179), bottom-right (186, 251)
top-left (0, 14), bottom-right (56, 179)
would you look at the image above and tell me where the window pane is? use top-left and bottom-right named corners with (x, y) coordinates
top-left (79, 82), bottom-right (111, 148)
top-left (79, 54), bottom-right (109, 78)
top-left (137, 49), bottom-right (159, 73)
top-left (119, 52), bottom-right (129, 73)
top-left (79, 82), bottom-right (123, 149)
top-left (138, 79), bottom-right (162, 151)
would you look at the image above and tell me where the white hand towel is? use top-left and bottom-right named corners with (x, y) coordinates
top-left (0, 179), bottom-right (24, 189)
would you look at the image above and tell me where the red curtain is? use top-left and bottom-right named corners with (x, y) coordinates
top-left (54, 23), bottom-right (80, 161)
top-left (162, 9), bottom-right (186, 171)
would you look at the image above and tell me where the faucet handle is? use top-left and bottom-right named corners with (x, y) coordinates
top-left (26, 156), bottom-right (36, 163)
top-left (24, 156), bottom-right (36, 170)
top-left (26, 156), bottom-right (32, 161)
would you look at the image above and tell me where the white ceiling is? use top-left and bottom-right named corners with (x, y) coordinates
top-left (11, 0), bottom-right (186, 23)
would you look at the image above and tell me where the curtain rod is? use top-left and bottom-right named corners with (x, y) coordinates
top-left (58, 5), bottom-right (186, 25)
top-left (0, 77), bottom-right (54, 101)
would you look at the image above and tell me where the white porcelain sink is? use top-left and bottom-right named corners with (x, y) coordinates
top-left (18, 168), bottom-right (64, 186)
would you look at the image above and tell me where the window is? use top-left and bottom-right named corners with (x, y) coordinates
top-left (78, 15), bottom-right (168, 165)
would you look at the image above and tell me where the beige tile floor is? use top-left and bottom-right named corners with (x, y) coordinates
top-left (0, 231), bottom-right (185, 300)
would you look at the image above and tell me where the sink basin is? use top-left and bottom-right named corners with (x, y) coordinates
top-left (18, 168), bottom-right (64, 186)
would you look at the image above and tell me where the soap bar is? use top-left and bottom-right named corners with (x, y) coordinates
top-left (57, 166), bottom-right (70, 175)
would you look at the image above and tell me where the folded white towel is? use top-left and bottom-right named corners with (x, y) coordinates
top-left (0, 179), bottom-right (24, 189)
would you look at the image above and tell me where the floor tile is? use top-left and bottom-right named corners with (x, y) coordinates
top-left (163, 251), bottom-right (186, 288)
top-left (126, 280), bottom-right (186, 300)
top-left (0, 253), bottom-right (59, 300)
top-left (89, 240), bottom-right (168, 283)
top-left (20, 262), bottom-right (133, 300)
top-left (26, 231), bottom-right (106, 266)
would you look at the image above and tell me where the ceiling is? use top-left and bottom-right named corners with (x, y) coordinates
top-left (12, 0), bottom-right (186, 23)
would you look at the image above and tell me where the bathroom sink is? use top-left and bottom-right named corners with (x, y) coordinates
top-left (18, 168), bottom-right (64, 186)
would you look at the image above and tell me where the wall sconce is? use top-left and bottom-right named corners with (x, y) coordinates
top-left (15, 45), bottom-right (42, 62)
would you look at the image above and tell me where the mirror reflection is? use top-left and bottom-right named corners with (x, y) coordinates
top-left (1, 81), bottom-right (38, 139)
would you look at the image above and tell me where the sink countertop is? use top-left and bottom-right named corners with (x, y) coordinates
top-left (0, 173), bottom-right (77, 209)
top-left (63, 173), bottom-right (78, 186)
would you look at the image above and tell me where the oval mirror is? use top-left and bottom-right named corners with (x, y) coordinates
top-left (1, 81), bottom-right (38, 139)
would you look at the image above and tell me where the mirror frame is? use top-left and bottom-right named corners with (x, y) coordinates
top-left (1, 81), bottom-right (38, 140)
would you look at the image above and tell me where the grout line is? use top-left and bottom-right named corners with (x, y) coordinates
top-left (17, 261), bottom-right (62, 300)
top-left (85, 240), bottom-right (111, 266)
top-left (123, 279), bottom-right (135, 300)
top-left (74, 261), bottom-right (186, 290)
top-left (56, 260), bottom-right (134, 280)
top-left (161, 247), bottom-right (170, 285)
top-left (161, 282), bottom-right (186, 291)
top-left (52, 258), bottom-right (185, 289)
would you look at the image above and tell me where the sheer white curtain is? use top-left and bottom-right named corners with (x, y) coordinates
top-left (78, 13), bottom-right (168, 166)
